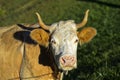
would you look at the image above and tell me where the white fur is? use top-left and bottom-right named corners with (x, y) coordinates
top-left (50, 20), bottom-right (78, 71)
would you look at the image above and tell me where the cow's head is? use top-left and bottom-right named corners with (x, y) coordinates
top-left (30, 10), bottom-right (97, 72)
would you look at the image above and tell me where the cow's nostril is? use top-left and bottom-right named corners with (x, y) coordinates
top-left (61, 57), bottom-right (66, 63)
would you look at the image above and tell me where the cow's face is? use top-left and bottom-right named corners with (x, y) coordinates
top-left (30, 10), bottom-right (97, 71)
top-left (50, 21), bottom-right (78, 71)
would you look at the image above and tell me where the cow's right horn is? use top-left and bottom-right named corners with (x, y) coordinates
top-left (36, 12), bottom-right (50, 31)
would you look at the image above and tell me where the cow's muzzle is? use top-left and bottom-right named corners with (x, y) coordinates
top-left (59, 55), bottom-right (76, 71)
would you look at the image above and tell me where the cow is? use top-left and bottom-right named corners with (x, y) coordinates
top-left (0, 9), bottom-right (97, 80)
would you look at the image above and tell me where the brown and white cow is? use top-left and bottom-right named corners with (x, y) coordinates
top-left (0, 10), bottom-right (96, 80)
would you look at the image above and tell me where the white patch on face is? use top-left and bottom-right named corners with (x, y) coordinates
top-left (50, 20), bottom-right (77, 33)
top-left (50, 20), bottom-right (78, 55)
top-left (50, 20), bottom-right (78, 70)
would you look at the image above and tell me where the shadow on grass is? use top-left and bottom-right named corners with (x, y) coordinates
top-left (77, 0), bottom-right (120, 8)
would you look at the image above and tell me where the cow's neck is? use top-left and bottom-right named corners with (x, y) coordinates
top-left (40, 45), bottom-right (62, 79)
top-left (48, 44), bottom-right (64, 80)
top-left (20, 43), bottom-right (61, 79)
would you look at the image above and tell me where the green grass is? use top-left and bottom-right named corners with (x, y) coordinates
top-left (0, 0), bottom-right (120, 80)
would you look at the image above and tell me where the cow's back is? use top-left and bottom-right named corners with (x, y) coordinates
top-left (0, 25), bottom-right (24, 80)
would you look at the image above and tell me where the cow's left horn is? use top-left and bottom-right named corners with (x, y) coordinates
top-left (76, 9), bottom-right (89, 29)
top-left (36, 12), bottom-right (50, 31)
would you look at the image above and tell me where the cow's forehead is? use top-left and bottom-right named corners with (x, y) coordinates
top-left (51, 20), bottom-right (77, 41)
top-left (51, 20), bottom-right (76, 30)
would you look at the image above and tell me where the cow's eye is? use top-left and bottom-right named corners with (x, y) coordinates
top-left (51, 39), bottom-right (56, 44)
top-left (75, 39), bottom-right (79, 43)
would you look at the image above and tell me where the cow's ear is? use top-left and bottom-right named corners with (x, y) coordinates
top-left (30, 29), bottom-right (49, 47)
top-left (77, 27), bottom-right (97, 45)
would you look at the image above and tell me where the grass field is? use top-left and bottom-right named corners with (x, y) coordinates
top-left (0, 0), bottom-right (120, 80)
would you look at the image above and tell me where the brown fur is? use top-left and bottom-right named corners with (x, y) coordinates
top-left (0, 24), bottom-right (60, 80)
top-left (0, 25), bottom-right (23, 80)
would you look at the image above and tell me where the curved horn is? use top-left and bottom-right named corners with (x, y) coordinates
top-left (36, 12), bottom-right (50, 30)
top-left (76, 9), bottom-right (89, 29)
